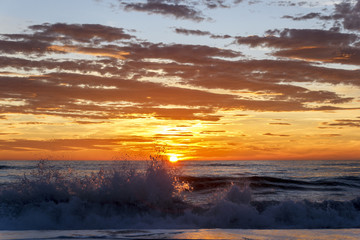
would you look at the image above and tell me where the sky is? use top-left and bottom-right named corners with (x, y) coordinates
top-left (0, 0), bottom-right (360, 161)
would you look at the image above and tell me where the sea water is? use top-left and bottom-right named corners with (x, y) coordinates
top-left (0, 159), bottom-right (359, 238)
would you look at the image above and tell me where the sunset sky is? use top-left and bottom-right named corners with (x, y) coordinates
top-left (0, 0), bottom-right (360, 160)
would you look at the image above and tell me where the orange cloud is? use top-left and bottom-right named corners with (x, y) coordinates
top-left (48, 45), bottom-right (130, 59)
top-left (0, 23), bottom-right (359, 160)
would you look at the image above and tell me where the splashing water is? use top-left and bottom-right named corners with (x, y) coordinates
top-left (0, 157), bottom-right (191, 229)
top-left (0, 158), bottom-right (360, 230)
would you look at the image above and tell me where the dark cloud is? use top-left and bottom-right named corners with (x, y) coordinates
top-left (181, 59), bottom-right (355, 104)
top-left (17, 122), bottom-right (59, 125)
top-left (121, 1), bottom-right (206, 21)
top-left (204, 0), bottom-right (230, 8)
top-left (0, 137), bottom-right (151, 151)
top-left (2, 23), bottom-right (133, 47)
top-left (0, 73), bottom-right (238, 120)
top-left (236, 28), bottom-right (360, 65)
top-left (200, 130), bottom-right (226, 134)
top-left (120, 107), bottom-right (223, 121)
top-left (174, 28), bottom-right (232, 39)
top-left (274, 46), bottom-right (360, 65)
top-left (236, 28), bottom-right (357, 48)
top-left (117, 0), bottom-right (246, 21)
top-left (175, 28), bottom-right (212, 36)
top-left (0, 39), bottom-right (50, 55)
top-left (29, 23), bottom-right (133, 43)
top-left (322, 119), bottom-right (360, 128)
top-left (73, 120), bottom-right (111, 125)
top-left (283, 12), bottom-right (333, 21)
top-left (0, 72), bottom-right (325, 122)
top-left (0, 23), bottom-right (135, 57)
top-left (263, 133), bottom-right (290, 137)
top-left (154, 133), bottom-right (194, 137)
top-left (0, 23), bottom-right (240, 61)
top-left (269, 122), bottom-right (291, 125)
top-left (319, 134), bottom-right (342, 137)
top-left (268, 1), bottom-right (319, 7)
top-left (0, 23), bottom-right (358, 125)
top-left (120, 42), bottom-right (242, 62)
top-left (335, 0), bottom-right (360, 31)
top-left (283, 0), bottom-right (360, 32)
top-left (0, 56), bottom-right (115, 75)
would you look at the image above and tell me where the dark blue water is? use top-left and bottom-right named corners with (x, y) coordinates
top-left (0, 160), bottom-right (359, 229)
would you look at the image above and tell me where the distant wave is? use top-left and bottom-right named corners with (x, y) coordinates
top-left (0, 165), bottom-right (36, 170)
top-left (0, 160), bottom-right (359, 230)
top-left (180, 175), bottom-right (360, 192)
top-left (0, 165), bottom-right (15, 170)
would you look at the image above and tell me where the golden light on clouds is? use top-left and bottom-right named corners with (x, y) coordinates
top-left (48, 45), bottom-right (130, 59)
top-left (0, 1), bottom-right (360, 160)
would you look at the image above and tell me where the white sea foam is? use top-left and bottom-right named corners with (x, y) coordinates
top-left (2, 229), bottom-right (360, 240)
top-left (0, 160), bottom-right (359, 230)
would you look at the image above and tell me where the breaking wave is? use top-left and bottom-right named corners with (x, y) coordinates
top-left (0, 159), bottom-right (360, 230)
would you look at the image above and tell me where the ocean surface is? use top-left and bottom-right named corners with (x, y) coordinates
top-left (0, 159), bottom-right (360, 238)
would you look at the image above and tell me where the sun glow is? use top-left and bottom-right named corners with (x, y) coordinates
top-left (169, 155), bottom-right (178, 163)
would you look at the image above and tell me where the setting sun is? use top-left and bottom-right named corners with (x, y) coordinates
top-left (169, 155), bottom-right (178, 163)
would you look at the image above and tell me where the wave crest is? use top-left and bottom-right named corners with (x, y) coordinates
top-left (1, 160), bottom-right (360, 230)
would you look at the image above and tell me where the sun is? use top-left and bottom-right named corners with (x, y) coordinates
top-left (169, 155), bottom-right (178, 163)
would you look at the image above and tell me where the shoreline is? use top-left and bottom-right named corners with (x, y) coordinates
top-left (1, 228), bottom-right (360, 240)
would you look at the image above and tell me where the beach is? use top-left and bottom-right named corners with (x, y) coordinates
top-left (2, 229), bottom-right (360, 239)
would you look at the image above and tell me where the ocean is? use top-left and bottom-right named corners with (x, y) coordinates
top-left (0, 159), bottom-right (359, 239)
